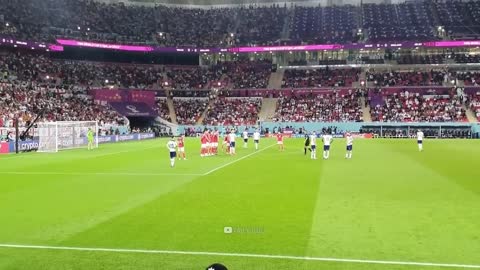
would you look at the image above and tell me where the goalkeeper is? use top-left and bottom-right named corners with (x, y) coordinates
top-left (87, 128), bottom-right (95, 150)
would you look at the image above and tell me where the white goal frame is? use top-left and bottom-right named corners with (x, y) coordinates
top-left (37, 121), bottom-right (98, 153)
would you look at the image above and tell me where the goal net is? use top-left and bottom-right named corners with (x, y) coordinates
top-left (37, 121), bottom-right (98, 153)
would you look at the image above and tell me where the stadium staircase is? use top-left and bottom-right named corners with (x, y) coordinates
top-left (354, 70), bottom-right (367, 88)
top-left (196, 98), bottom-right (215, 125)
top-left (258, 98), bottom-right (278, 121)
top-left (464, 105), bottom-right (478, 122)
top-left (360, 97), bottom-right (372, 122)
top-left (429, 1), bottom-right (442, 29)
top-left (165, 92), bottom-right (178, 124)
top-left (281, 8), bottom-right (293, 40)
top-left (267, 69), bottom-right (285, 89)
top-left (232, 10), bottom-right (242, 35)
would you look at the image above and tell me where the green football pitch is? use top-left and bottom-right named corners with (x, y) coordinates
top-left (0, 138), bottom-right (479, 270)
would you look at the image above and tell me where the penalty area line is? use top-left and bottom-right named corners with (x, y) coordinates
top-left (202, 144), bottom-right (276, 176)
top-left (0, 244), bottom-right (478, 269)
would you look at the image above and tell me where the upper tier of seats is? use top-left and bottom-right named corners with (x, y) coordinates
top-left (1, 0), bottom-right (480, 46)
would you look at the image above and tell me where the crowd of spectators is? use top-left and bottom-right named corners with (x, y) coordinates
top-left (235, 5), bottom-right (288, 46)
top-left (454, 54), bottom-right (480, 64)
top-left (396, 55), bottom-right (445, 65)
top-left (203, 97), bottom-right (261, 126)
top-left (0, 52), bottom-right (163, 88)
top-left (163, 67), bottom-right (212, 90)
top-left (0, 0), bottom-right (236, 46)
top-left (290, 6), bottom-right (357, 44)
top-left (0, 81), bottom-right (125, 128)
top-left (370, 90), bottom-right (467, 122)
top-left (0, 0), bottom-right (285, 47)
top-left (451, 70), bottom-right (480, 86)
top-left (155, 98), bottom-right (171, 121)
top-left (282, 68), bottom-right (360, 88)
top-left (3, 0), bottom-right (480, 46)
top-left (220, 59), bottom-right (272, 89)
top-left (468, 94), bottom-right (480, 121)
top-left (1, 52), bottom-right (268, 91)
top-left (363, 2), bottom-right (437, 42)
top-left (434, 0), bottom-right (480, 40)
top-left (366, 70), bottom-right (447, 87)
top-left (273, 91), bottom-right (362, 122)
top-left (173, 98), bottom-right (208, 125)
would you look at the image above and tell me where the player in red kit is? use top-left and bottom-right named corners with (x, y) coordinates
top-left (213, 130), bottom-right (219, 155)
top-left (222, 133), bottom-right (230, 154)
top-left (200, 131), bottom-right (208, 157)
top-left (177, 135), bottom-right (186, 160)
top-left (276, 132), bottom-right (284, 151)
top-left (206, 130), bottom-right (213, 156)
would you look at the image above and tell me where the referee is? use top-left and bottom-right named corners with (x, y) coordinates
top-left (304, 134), bottom-right (311, 155)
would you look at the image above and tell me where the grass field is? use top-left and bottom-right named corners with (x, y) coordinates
top-left (0, 137), bottom-right (479, 270)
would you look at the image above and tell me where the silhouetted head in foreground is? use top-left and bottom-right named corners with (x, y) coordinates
top-left (206, 263), bottom-right (228, 270)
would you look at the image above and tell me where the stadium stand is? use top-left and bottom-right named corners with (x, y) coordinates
top-left (163, 67), bottom-right (212, 90)
top-left (369, 89), bottom-right (467, 122)
top-left (290, 5), bottom-right (357, 44)
top-left (451, 71), bottom-right (480, 86)
top-left (0, 81), bottom-right (124, 128)
top-left (282, 68), bottom-right (360, 88)
top-left (203, 97), bottom-right (261, 125)
top-left (5, 0), bottom-right (480, 130)
top-left (0, 52), bottom-right (163, 88)
top-left (173, 98), bottom-right (208, 125)
top-left (366, 70), bottom-right (447, 87)
top-left (362, 2), bottom-right (437, 42)
top-left (453, 54), bottom-right (480, 64)
top-left (468, 93), bottom-right (480, 121)
top-left (397, 55), bottom-right (446, 65)
top-left (220, 60), bottom-right (272, 89)
top-left (273, 90), bottom-right (362, 122)
top-left (155, 98), bottom-right (171, 121)
top-left (235, 5), bottom-right (288, 46)
top-left (2, 0), bottom-right (479, 46)
top-left (434, 0), bottom-right (480, 40)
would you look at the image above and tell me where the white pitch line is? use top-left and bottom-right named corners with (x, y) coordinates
top-left (0, 144), bottom-right (275, 177)
top-left (0, 244), bottom-right (478, 269)
top-left (0, 172), bottom-right (203, 176)
top-left (202, 144), bottom-right (276, 175)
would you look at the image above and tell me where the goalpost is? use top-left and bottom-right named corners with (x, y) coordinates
top-left (37, 121), bottom-right (98, 153)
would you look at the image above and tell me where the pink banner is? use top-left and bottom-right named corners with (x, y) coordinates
top-left (424, 40), bottom-right (480, 47)
top-left (56, 39), bottom-right (154, 52)
top-left (48, 44), bottom-right (64, 51)
top-left (236, 44), bottom-right (342, 52)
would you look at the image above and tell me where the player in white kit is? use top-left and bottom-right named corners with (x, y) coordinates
top-left (253, 129), bottom-right (260, 150)
top-left (309, 132), bottom-right (317, 160)
top-left (345, 132), bottom-right (353, 159)
top-left (322, 132), bottom-right (333, 159)
top-left (417, 129), bottom-right (424, 151)
top-left (242, 129), bottom-right (249, 148)
top-left (166, 137), bottom-right (177, 167)
top-left (229, 130), bottom-right (236, 155)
